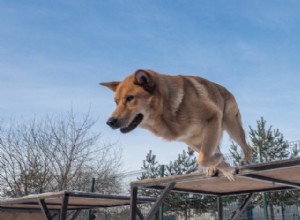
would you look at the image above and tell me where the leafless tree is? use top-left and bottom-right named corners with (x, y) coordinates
top-left (0, 110), bottom-right (122, 197)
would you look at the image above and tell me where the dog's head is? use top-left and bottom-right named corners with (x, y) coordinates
top-left (100, 69), bottom-right (156, 133)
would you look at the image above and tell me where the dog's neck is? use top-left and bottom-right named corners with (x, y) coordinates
top-left (157, 75), bottom-right (185, 116)
top-left (167, 80), bottom-right (184, 116)
top-left (139, 75), bottom-right (187, 140)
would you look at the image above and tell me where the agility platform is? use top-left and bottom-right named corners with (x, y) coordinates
top-left (130, 157), bottom-right (300, 220)
top-left (0, 190), bottom-right (154, 220)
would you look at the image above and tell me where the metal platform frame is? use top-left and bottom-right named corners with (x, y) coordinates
top-left (130, 158), bottom-right (300, 220)
top-left (0, 190), bottom-right (155, 220)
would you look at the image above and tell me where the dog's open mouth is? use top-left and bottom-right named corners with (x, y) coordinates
top-left (120, 114), bottom-right (144, 133)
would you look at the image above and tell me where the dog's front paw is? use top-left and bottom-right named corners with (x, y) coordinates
top-left (217, 162), bottom-right (237, 181)
top-left (221, 167), bottom-right (236, 181)
top-left (205, 167), bottom-right (219, 177)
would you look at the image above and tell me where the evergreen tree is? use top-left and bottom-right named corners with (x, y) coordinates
top-left (229, 143), bottom-right (243, 166)
top-left (289, 142), bottom-right (300, 159)
top-left (249, 117), bottom-right (289, 163)
top-left (138, 150), bottom-right (161, 197)
top-left (165, 148), bottom-right (214, 220)
top-left (139, 150), bottom-right (160, 180)
top-left (230, 117), bottom-right (292, 164)
top-left (230, 117), bottom-right (300, 220)
top-left (165, 148), bottom-right (198, 176)
top-left (139, 148), bottom-right (215, 220)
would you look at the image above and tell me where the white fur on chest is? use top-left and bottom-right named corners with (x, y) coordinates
top-left (175, 125), bottom-right (199, 141)
top-left (175, 133), bottom-right (194, 142)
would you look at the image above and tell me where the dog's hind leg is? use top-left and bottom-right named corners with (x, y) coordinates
top-left (223, 101), bottom-right (252, 165)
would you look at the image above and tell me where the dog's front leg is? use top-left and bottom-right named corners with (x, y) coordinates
top-left (196, 115), bottom-right (224, 168)
top-left (192, 114), bottom-right (236, 181)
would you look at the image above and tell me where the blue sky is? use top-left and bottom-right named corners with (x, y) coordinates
top-left (1, 1), bottom-right (300, 171)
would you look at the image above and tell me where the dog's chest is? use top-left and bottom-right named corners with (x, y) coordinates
top-left (175, 133), bottom-right (194, 142)
top-left (140, 119), bottom-right (200, 142)
top-left (175, 125), bottom-right (201, 142)
top-left (139, 121), bottom-right (176, 140)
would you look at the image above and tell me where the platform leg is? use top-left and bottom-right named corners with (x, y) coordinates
top-left (130, 185), bottom-right (138, 220)
top-left (217, 196), bottom-right (223, 220)
top-left (231, 193), bottom-right (254, 220)
top-left (70, 210), bottom-right (81, 220)
top-left (38, 199), bottom-right (52, 220)
top-left (145, 182), bottom-right (175, 220)
top-left (60, 194), bottom-right (69, 220)
top-left (136, 207), bottom-right (144, 220)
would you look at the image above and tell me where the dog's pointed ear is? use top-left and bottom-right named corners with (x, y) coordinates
top-left (99, 81), bottom-right (120, 92)
top-left (134, 70), bottom-right (155, 93)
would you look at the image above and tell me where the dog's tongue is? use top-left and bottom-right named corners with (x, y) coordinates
top-left (120, 114), bottom-right (143, 133)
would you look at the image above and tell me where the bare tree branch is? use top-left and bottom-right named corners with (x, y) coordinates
top-left (0, 110), bottom-right (122, 197)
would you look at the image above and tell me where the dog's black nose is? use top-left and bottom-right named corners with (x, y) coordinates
top-left (107, 117), bottom-right (118, 129)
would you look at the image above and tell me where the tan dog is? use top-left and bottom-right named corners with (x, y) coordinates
top-left (100, 69), bottom-right (251, 180)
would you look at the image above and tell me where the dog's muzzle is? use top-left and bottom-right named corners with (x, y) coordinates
top-left (106, 114), bottom-right (144, 133)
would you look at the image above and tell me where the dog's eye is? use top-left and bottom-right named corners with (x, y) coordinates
top-left (125, 95), bottom-right (134, 103)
